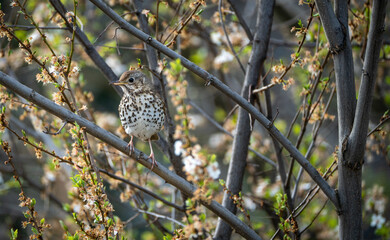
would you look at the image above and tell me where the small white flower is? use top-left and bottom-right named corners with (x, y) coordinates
top-left (73, 204), bottom-right (81, 213)
top-left (48, 65), bottom-right (57, 74)
top-left (188, 114), bottom-right (205, 127)
top-left (214, 49), bottom-right (234, 65)
top-left (255, 181), bottom-right (268, 197)
top-left (374, 199), bottom-right (386, 214)
top-left (208, 133), bottom-right (225, 148)
top-left (28, 30), bottom-right (41, 44)
top-left (72, 66), bottom-right (80, 74)
top-left (45, 171), bottom-right (56, 182)
top-left (206, 161), bottom-right (221, 179)
top-left (210, 32), bottom-right (222, 45)
top-left (371, 214), bottom-right (386, 228)
top-left (243, 197), bottom-right (256, 211)
top-left (174, 140), bottom-right (184, 156)
top-left (183, 155), bottom-right (201, 175)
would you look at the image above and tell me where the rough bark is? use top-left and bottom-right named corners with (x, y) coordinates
top-left (89, 0), bottom-right (340, 209)
top-left (0, 71), bottom-right (261, 240)
top-left (214, 0), bottom-right (275, 238)
top-left (315, 0), bottom-right (387, 239)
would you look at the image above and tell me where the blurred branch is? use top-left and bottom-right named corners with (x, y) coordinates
top-left (188, 100), bottom-right (276, 167)
top-left (135, 208), bottom-right (185, 227)
top-left (367, 114), bottom-right (390, 137)
top-left (99, 168), bottom-right (185, 211)
top-left (0, 72), bottom-right (261, 240)
top-left (49, 0), bottom-right (122, 95)
top-left (89, 0), bottom-right (339, 210)
top-left (292, 85), bottom-right (336, 203)
top-left (227, 0), bottom-right (253, 40)
top-left (218, 0), bottom-right (246, 74)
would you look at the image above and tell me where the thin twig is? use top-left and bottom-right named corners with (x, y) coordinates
top-left (367, 115), bottom-right (390, 137)
top-left (0, 72), bottom-right (261, 240)
top-left (88, 0), bottom-right (340, 210)
top-left (218, 0), bottom-right (245, 74)
top-left (43, 120), bottom-right (68, 135)
top-left (99, 168), bottom-right (185, 211)
top-left (135, 208), bottom-right (185, 227)
top-left (188, 100), bottom-right (276, 167)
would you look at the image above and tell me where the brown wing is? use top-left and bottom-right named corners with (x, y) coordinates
top-left (150, 133), bottom-right (159, 141)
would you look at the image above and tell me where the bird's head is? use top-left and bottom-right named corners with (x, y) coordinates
top-left (112, 70), bottom-right (152, 94)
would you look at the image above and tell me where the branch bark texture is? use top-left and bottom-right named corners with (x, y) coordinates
top-left (214, 0), bottom-right (275, 238)
top-left (315, 0), bottom-right (387, 239)
top-left (89, 0), bottom-right (339, 210)
top-left (0, 71), bottom-right (261, 240)
top-left (49, 0), bottom-right (121, 94)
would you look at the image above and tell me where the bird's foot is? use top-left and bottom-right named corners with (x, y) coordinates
top-left (127, 136), bottom-right (134, 154)
top-left (149, 152), bottom-right (158, 171)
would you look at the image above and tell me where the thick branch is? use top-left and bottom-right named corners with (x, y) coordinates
top-left (49, 0), bottom-right (121, 94)
top-left (314, 0), bottom-right (345, 53)
top-left (89, 0), bottom-right (340, 210)
top-left (215, 0), bottom-right (275, 238)
top-left (0, 72), bottom-right (261, 240)
top-left (349, 0), bottom-right (387, 166)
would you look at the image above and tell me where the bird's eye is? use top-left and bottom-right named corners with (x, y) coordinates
top-left (128, 77), bottom-right (135, 83)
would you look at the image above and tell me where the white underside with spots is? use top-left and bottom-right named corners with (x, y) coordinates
top-left (119, 91), bottom-right (165, 141)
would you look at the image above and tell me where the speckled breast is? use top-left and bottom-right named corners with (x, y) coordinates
top-left (119, 90), bottom-right (165, 141)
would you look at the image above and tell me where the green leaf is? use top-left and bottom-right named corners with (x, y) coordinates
top-left (31, 227), bottom-right (39, 235)
top-left (31, 198), bottom-right (36, 207)
top-left (107, 218), bottom-right (114, 226)
top-left (59, 220), bottom-right (68, 231)
top-left (63, 203), bottom-right (71, 212)
top-left (298, 19), bottom-right (303, 27)
top-left (10, 228), bottom-right (18, 239)
top-left (219, 179), bottom-right (225, 186)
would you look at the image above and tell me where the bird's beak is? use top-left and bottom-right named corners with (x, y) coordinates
top-left (111, 80), bottom-right (125, 85)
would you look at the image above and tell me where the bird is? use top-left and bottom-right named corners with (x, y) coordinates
top-left (112, 70), bottom-right (165, 169)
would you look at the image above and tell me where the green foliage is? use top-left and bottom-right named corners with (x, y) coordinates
top-left (10, 228), bottom-right (18, 240)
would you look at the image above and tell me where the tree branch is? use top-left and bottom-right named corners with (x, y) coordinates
top-left (49, 0), bottom-right (122, 94)
top-left (215, 0), bottom-right (275, 238)
top-left (0, 71), bottom-right (261, 240)
top-left (88, 0), bottom-right (340, 210)
top-left (227, 0), bottom-right (253, 41)
top-left (348, 0), bottom-right (387, 163)
top-left (314, 0), bottom-right (345, 53)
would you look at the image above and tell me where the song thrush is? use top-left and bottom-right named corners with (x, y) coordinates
top-left (113, 70), bottom-right (165, 168)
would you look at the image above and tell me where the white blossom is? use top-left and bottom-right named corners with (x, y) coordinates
top-left (243, 197), bottom-right (256, 211)
top-left (174, 140), bottom-right (184, 156)
top-left (206, 161), bottom-right (221, 179)
top-left (183, 155), bottom-right (201, 175)
top-left (214, 49), bottom-right (234, 65)
top-left (210, 32), bottom-right (222, 45)
top-left (371, 214), bottom-right (386, 229)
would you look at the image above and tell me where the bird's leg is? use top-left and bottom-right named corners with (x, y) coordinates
top-left (127, 136), bottom-right (134, 153)
top-left (148, 139), bottom-right (158, 170)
